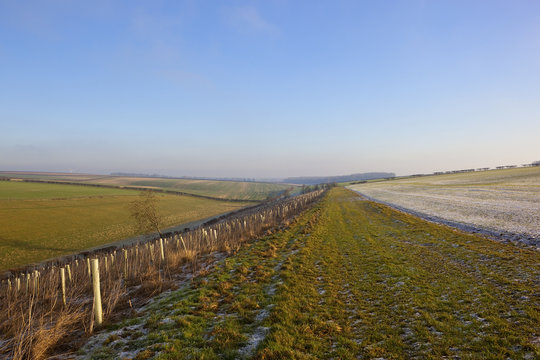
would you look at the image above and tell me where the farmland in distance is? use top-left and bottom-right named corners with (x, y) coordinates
top-left (348, 167), bottom-right (540, 243)
top-left (0, 181), bottom-right (250, 271)
top-left (0, 172), bottom-right (294, 201)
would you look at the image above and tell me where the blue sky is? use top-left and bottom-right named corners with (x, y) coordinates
top-left (1, 0), bottom-right (539, 177)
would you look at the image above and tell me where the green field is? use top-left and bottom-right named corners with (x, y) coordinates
top-left (0, 172), bottom-right (294, 201)
top-left (78, 188), bottom-right (539, 359)
top-left (0, 181), bottom-right (250, 271)
top-left (0, 180), bottom-right (139, 200)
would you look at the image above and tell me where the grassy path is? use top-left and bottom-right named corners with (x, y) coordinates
top-left (78, 188), bottom-right (539, 359)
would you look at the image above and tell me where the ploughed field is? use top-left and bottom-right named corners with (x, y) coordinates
top-left (348, 167), bottom-right (540, 243)
top-left (78, 188), bottom-right (539, 359)
top-left (0, 181), bottom-right (249, 271)
top-left (0, 172), bottom-right (293, 201)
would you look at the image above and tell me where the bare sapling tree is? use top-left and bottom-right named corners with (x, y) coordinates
top-left (129, 191), bottom-right (163, 237)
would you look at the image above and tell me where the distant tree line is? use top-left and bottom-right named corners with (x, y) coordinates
top-left (430, 161), bottom-right (539, 176)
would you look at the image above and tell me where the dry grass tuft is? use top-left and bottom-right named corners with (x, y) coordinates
top-left (260, 244), bottom-right (278, 258)
top-left (7, 298), bottom-right (86, 360)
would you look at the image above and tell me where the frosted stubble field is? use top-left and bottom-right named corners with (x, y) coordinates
top-left (349, 168), bottom-right (540, 241)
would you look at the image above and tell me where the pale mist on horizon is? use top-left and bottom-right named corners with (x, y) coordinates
top-left (1, 143), bottom-right (537, 179)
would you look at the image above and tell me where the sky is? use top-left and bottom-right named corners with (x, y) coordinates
top-left (1, 0), bottom-right (539, 178)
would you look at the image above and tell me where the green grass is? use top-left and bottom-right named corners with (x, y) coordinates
top-left (0, 180), bottom-right (139, 200)
top-left (0, 181), bottom-right (250, 271)
top-left (121, 178), bottom-right (291, 201)
top-left (0, 172), bottom-right (295, 201)
top-left (78, 188), bottom-right (539, 359)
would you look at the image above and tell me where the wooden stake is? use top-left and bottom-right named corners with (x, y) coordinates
top-left (66, 264), bottom-right (72, 283)
top-left (91, 259), bottom-right (102, 326)
top-left (60, 267), bottom-right (66, 306)
top-left (160, 238), bottom-right (165, 262)
top-left (33, 270), bottom-right (39, 295)
top-left (123, 249), bottom-right (128, 279)
top-left (180, 236), bottom-right (187, 252)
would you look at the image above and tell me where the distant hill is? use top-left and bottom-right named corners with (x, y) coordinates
top-left (282, 172), bottom-right (395, 185)
top-left (111, 173), bottom-right (258, 182)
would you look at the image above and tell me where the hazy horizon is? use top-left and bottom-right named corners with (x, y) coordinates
top-left (2, 1), bottom-right (539, 178)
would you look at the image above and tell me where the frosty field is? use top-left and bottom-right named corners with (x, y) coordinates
top-left (348, 167), bottom-right (540, 243)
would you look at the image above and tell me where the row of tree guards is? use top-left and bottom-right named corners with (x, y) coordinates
top-left (0, 189), bottom-right (325, 343)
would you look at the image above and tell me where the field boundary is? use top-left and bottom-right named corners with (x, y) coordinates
top-left (3, 199), bottom-right (278, 276)
top-left (0, 177), bottom-right (260, 203)
top-left (348, 188), bottom-right (539, 248)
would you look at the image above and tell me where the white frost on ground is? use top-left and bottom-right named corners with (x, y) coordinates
top-left (238, 326), bottom-right (269, 358)
top-left (348, 168), bottom-right (540, 244)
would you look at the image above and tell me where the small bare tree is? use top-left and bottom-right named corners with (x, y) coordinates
top-left (129, 191), bottom-right (163, 236)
